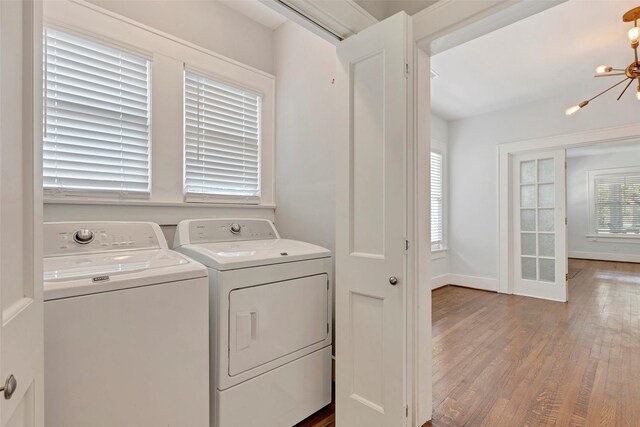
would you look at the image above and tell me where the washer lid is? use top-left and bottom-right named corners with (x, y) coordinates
top-left (44, 249), bottom-right (190, 282)
top-left (43, 249), bottom-right (207, 300)
top-left (176, 239), bottom-right (331, 270)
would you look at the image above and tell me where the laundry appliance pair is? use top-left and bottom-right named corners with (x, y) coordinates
top-left (43, 219), bottom-right (332, 427)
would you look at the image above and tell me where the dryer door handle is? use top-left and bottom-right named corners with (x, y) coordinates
top-left (235, 311), bottom-right (257, 351)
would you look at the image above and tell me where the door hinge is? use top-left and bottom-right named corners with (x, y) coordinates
top-left (405, 240), bottom-right (409, 251)
top-left (565, 273), bottom-right (569, 281)
top-left (327, 323), bottom-right (330, 334)
top-left (405, 405), bottom-right (409, 417)
top-left (565, 217), bottom-right (568, 225)
top-left (405, 63), bottom-right (409, 78)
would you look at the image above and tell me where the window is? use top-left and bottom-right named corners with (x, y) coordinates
top-left (431, 151), bottom-right (444, 250)
top-left (43, 27), bottom-right (151, 197)
top-left (591, 169), bottom-right (640, 235)
top-left (184, 70), bottom-right (261, 202)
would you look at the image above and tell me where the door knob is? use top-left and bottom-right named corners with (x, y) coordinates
top-left (389, 276), bottom-right (398, 285)
top-left (0, 375), bottom-right (16, 400)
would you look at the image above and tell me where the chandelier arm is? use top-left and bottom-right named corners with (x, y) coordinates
top-left (617, 78), bottom-right (635, 100)
top-left (588, 77), bottom-right (632, 102)
top-left (594, 73), bottom-right (627, 77)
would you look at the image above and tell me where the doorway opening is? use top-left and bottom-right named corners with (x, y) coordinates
top-left (429, 0), bottom-right (640, 424)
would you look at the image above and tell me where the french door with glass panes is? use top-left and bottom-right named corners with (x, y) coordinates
top-left (512, 150), bottom-right (567, 302)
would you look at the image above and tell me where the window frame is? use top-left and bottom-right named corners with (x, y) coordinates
top-left (431, 140), bottom-right (447, 253)
top-left (42, 3), bottom-right (276, 211)
top-left (42, 24), bottom-right (153, 200)
top-left (588, 166), bottom-right (640, 240)
top-left (182, 66), bottom-right (264, 204)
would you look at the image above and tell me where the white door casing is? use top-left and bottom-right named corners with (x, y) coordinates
top-left (0, 0), bottom-right (44, 426)
top-left (335, 12), bottom-right (413, 427)
top-left (512, 150), bottom-right (567, 302)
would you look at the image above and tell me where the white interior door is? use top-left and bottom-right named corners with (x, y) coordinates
top-left (0, 0), bottom-right (44, 426)
top-left (512, 150), bottom-right (567, 302)
top-left (335, 12), bottom-right (412, 427)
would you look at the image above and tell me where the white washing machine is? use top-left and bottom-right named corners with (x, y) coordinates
top-left (173, 218), bottom-right (332, 427)
top-left (43, 221), bottom-right (210, 427)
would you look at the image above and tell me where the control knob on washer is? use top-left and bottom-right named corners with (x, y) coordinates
top-left (229, 224), bottom-right (241, 234)
top-left (73, 228), bottom-right (94, 244)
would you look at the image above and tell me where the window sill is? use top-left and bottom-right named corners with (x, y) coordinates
top-left (431, 248), bottom-right (448, 260)
top-left (44, 198), bottom-right (276, 209)
top-left (586, 234), bottom-right (640, 244)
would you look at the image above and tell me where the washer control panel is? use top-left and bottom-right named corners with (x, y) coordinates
top-left (177, 219), bottom-right (279, 245)
top-left (44, 222), bottom-right (163, 256)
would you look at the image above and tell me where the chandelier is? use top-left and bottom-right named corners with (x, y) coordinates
top-left (566, 7), bottom-right (640, 115)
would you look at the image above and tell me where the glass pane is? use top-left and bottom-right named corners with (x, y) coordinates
top-left (521, 233), bottom-right (536, 256)
top-left (538, 184), bottom-right (554, 207)
top-left (520, 160), bottom-right (536, 184)
top-left (521, 185), bottom-right (536, 208)
top-left (539, 234), bottom-right (555, 257)
top-left (539, 258), bottom-right (555, 282)
top-left (538, 158), bottom-right (554, 183)
top-left (522, 257), bottom-right (537, 280)
top-left (539, 209), bottom-right (554, 232)
top-left (521, 209), bottom-right (536, 232)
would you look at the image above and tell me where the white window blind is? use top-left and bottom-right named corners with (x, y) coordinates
top-left (431, 152), bottom-right (444, 250)
top-left (595, 172), bottom-right (640, 235)
top-left (43, 27), bottom-right (151, 197)
top-left (184, 70), bottom-right (261, 201)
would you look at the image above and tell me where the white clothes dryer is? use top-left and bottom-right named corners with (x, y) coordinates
top-left (173, 218), bottom-right (332, 427)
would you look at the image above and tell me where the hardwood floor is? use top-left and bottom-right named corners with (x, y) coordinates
top-left (296, 259), bottom-right (640, 426)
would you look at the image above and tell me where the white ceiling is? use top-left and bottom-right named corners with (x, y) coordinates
top-left (220, 0), bottom-right (288, 29)
top-left (431, 0), bottom-right (640, 121)
top-left (354, 0), bottom-right (438, 20)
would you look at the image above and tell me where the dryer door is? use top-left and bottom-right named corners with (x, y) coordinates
top-left (228, 274), bottom-right (329, 376)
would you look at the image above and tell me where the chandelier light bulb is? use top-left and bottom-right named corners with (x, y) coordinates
top-left (636, 84), bottom-right (640, 100)
top-left (629, 26), bottom-right (640, 44)
top-left (565, 105), bottom-right (581, 116)
top-left (565, 101), bottom-right (589, 116)
top-left (595, 65), bottom-right (613, 74)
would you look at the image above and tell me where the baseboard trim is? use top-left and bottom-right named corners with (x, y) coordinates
top-left (431, 273), bottom-right (498, 292)
top-left (431, 274), bottom-right (450, 290)
top-left (569, 251), bottom-right (640, 263)
top-left (449, 274), bottom-right (498, 292)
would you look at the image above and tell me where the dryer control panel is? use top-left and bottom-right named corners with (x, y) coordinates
top-left (175, 219), bottom-right (279, 246)
top-left (44, 222), bottom-right (166, 256)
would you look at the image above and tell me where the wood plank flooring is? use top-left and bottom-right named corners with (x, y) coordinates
top-left (296, 259), bottom-right (640, 426)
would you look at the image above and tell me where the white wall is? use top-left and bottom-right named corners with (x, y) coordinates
top-left (448, 91), bottom-right (640, 281)
top-left (272, 21), bottom-right (337, 357)
top-left (87, 0), bottom-right (274, 74)
top-left (273, 21), bottom-right (337, 253)
top-left (567, 147), bottom-right (640, 262)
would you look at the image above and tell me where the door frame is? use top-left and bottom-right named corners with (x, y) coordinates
top-left (498, 123), bottom-right (640, 296)
top-left (411, 2), bottom-right (567, 424)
